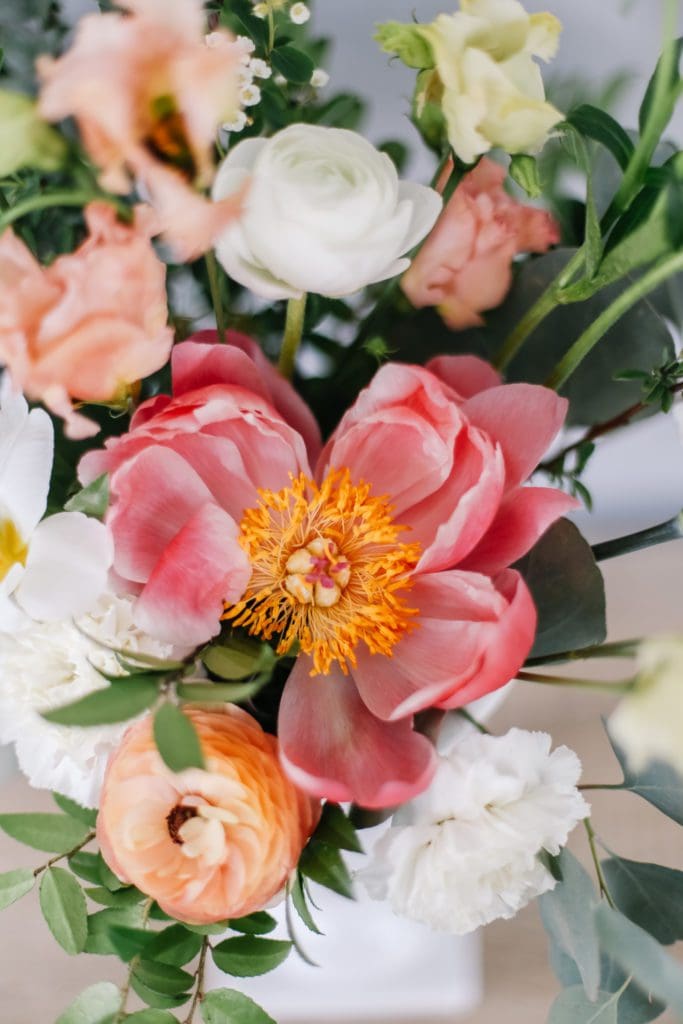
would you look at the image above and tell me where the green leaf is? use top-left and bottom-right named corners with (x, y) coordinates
top-left (509, 154), bottom-right (543, 198)
top-left (299, 840), bottom-right (353, 899)
top-left (271, 45), bottom-right (315, 84)
top-left (183, 920), bottom-right (230, 936)
top-left (64, 474), bottom-right (109, 519)
top-left (144, 924), bottom-right (203, 966)
top-left (98, 854), bottom-right (127, 892)
top-left (125, 1013), bottom-right (179, 1024)
top-left (202, 640), bottom-right (275, 681)
top-left (313, 802), bottom-right (363, 854)
top-left (153, 704), bottom-right (204, 773)
top-left (608, 730), bottom-right (683, 825)
top-left (568, 105), bottom-right (635, 171)
top-left (84, 885), bottom-right (144, 908)
top-left (40, 867), bottom-right (88, 955)
top-left (176, 681), bottom-right (265, 704)
top-left (0, 89), bottom-right (67, 175)
top-left (134, 960), bottom-right (194, 996)
top-left (68, 852), bottom-right (102, 885)
top-left (55, 982), bottom-right (120, 1024)
top-left (0, 867), bottom-right (35, 909)
top-left (560, 124), bottom-right (602, 278)
top-left (53, 793), bottom-right (98, 828)
top-left (602, 855), bottom-right (683, 945)
top-left (595, 904), bottom-right (683, 1015)
top-left (549, 986), bottom-right (620, 1023)
top-left (638, 38), bottom-right (683, 134)
top-left (201, 989), bottom-right (276, 1024)
top-left (212, 936), bottom-right (293, 977)
top-left (42, 677), bottom-right (159, 726)
top-left (0, 812), bottom-right (90, 853)
top-left (229, 911), bottom-right (277, 935)
top-left (539, 850), bottom-right (601, 1001)
top-left (518, 519), bottom-right (606, 660)
top-left (288, 871), bottom-right (322, 935)
top-left (107, 924), bottom-right (156, 961)
top-left (84, 906), bottom-right (146, 955)
top-left (131, 975), bottom-right (190, 1011)
top-left (374, 21), bottom-right (434, 69)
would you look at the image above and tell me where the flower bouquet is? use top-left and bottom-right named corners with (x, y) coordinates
top-left (1, 0), bottom-right (683, 1021)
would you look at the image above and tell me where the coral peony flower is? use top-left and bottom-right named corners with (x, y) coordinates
top-left (97, 705), bottom-right (320, 924)
top-left (0, 202), bottom-right (173, 438)
top-left (359, 728), bottom-right (588, 934)
top-left (402, 159), bottom-right (560, 329)
top-left (81, 337), bottom-right (576, 807)
top-left (37, 0), bottom-right (243, 260)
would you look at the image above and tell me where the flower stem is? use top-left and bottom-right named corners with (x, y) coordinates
top-left (517, 670), bottom-right (635, 694)
top-left (584, 819), bottom-right (615, 907)
top-left (278, 293), bottom-right (307, 379)
top-left (546, 249), bottom-right (683, 391)
top-left (205, 251), bottom-right (227, 343)
top-left (591, 512), bottom-right (683, 562)
top-left (525, 638), bottom-right (640, 667)
top-left (579, 783), bottom-right (625, 792)
top-left (183, 937), bottom-right (209, 1023)
top-left (33, 832), bottom-right (96, 878)
top-left (0, 190), bottom-right (131, 233)
top-left (456, 708), bottom-right (491, 734)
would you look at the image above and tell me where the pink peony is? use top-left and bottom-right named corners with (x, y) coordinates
top-left (402, 158), bottom-right (560, 330)
top-left (37, 0), bottom-right (244, 260)
top-left (81, 337), bottom-right (575, 807)
top-left (0, 202), bottom-right (173, 438)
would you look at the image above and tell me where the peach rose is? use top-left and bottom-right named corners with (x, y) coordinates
top-left (97, 705), bottom-right (320, 924)
top-left (402, 158), bottom-right (560, 330)
top-left (0, 202), bottom-right (173, 438)
top-left (37, 0), bottom-right (244, 260)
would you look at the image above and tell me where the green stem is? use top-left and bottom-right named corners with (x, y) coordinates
top-left (592, 512), bottom-right (683, 562)
top-left (115, 898), bottom-right (154, 1023)
top-left (546, 249), bottom-right (683, 391)
top-left (517, 670), bottom-right (635, 694)
top-left (278, 293), bottom-right (307, 379)
top-left (267, 6), bottom-right (276, 53)
top-left (525, 638), bottom-right (640, 667)
top-left (579, 783), bottom-right (625, 792)
top-left (205, 251), bottom-right (226, 343)
top-left (183, 937), bottom-right (209, 1023)
top-left (456, 707), bottom-right (491, 734)
top-left (0, 190), bottom-right (130, 233)
top-left (584, 819), bottom-right (615, 908)
top-left (33, 832), bottom-right (96, 878)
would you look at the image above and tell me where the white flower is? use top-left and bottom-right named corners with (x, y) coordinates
top-left (0, 593), bottom-right (184, 807)
top-left (310, 68), bottom-right (329, 88)
top-left (609, 637), bottom-right (683, 776)
top-left (212, 124), bottom-right (442, 300)
top-left (290, 2), bottom-right (310, 25)
top-left (239, 83), bottom-right (262, 107)
top-left (223, 110), bottom-right (249, 133)
top-left (249, 58), bottom-right (272, 80)
top-left (359, 728), bottom-right (588, 935)
top-left (274, 73), bottom-right (287, 87)
top-left (0, 378), bottom-right (112, 631)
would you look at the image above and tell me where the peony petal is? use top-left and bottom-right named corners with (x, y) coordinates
top-left (462, 487), bottom-right (579, 575)
top-left (278, 656), bottom-right (437, 808)
top-left (134, 502), bottom-right (250, 647)
top-left (462, 383), bottom-right (567, 489)
top-left (426, 354), bottom-right (502, 400)
top-left (16, 512), bottom-right (113, 621)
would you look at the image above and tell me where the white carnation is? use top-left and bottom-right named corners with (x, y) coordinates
top-left (0, 593), bottom-right (182, 808)
top-left (359, 728), bottom-right (589, 935)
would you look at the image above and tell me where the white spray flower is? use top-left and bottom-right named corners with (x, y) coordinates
top-left (290, 3), bottom-right (310, 25)
top-left (310, 68), bottom-right (330, 88)
top-left (249, 58), bottom-right (272, 80)
top-left (239, 83), bottom-right (262, 107)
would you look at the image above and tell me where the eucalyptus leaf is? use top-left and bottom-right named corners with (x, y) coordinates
top-left (212, 936), bottom-right (293, 977)
top-left (42, 677), bottom-right (159, 726)
top-left (608, 731), bottom-right (683, 825)
top-left (40, 867), bottom-right (88, 955)
top-left (0, 867), bottom-right (35, 910)
top-left (539, 850), bottom-right (601, 1001)
top-left (201, 989), bottom-right (276, 1024)
top-left (0, 812), bottom-right (91, 853)
top-left (548, 986), bottom-right (620, 1023)
top-left (602, 855), bottom-right (683, 945)
top-left (55, 982), bottom-right (120, 1024)
top-left (153, 704), bottom-right (204, 773)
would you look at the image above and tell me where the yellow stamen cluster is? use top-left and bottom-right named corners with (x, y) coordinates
top-left (224, 470), bottom-right (421, 675)
top-left (0, 519), bottom-right (27, 582)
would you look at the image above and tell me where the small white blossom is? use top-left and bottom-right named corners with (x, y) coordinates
top-left (250, 58), bottom-right (272, 79)
top-left (237, 64), bottom-right (255, 86)
top-left (359, 728), bottom-right (589, 936)
top-left (290, 2), bottom-right (310, 25)
top-left (310, 68), bottom-right (329, 88)
top-left (239, 83), bottom-right (262, 107)
top-left (222, 110), bottom-right (249, 133)
top-left (274, 73), bottom-right (287, 87)
top-left (252, 3), bottom-right (268, 17)
top-left (235, 35), bottom-right (256, 59)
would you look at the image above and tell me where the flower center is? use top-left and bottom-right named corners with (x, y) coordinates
top-left (0, 518), bottom-right (27, 582)
top-left (224, 470), bottom-right (421, 676)
top-left (145, 94), bottom-right (197, 180)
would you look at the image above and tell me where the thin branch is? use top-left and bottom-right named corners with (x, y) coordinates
top-left (33, 831), bottom-right (96, 878)
top-left (584, 819), bottom-right (615, 908)
top-left (183, 937), bottom-right (209, 1023)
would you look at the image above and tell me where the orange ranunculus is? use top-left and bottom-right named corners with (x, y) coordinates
top-left (37, 0), bottom-right (244, 260)
top-left (97, 705), bottom-right (321, 924)
top-left (0, 202), bottom-right (173, 439)
top-left (402, 158), bottom-right (560, 330)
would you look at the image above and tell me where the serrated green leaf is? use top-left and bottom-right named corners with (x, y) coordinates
top-left (0, 812), bottom-right (90, 853)
top-left (84, 906), bottom-right (146, 956)
top-left (314, 803), bottom-right (363, 854)
top-left (144, 924), bottom-right (203, 966)
top-left (134, 960), bottom-right (193, 996)
top-left (288, 871), bottom-right (322, 935)
top-left (153, 704), bottom-right (204, 773)
top-left (107, 924), bottom-right (156, 961)
top-left (602, 855), bottom-right (683, 945)
top-left (84, 885), bottom-right (144, 909)
top-left (271, 45), bottom-right (314, 84)
top-left (98, 854), bottom-right (127, 892)
top-left (298, 840), bottom-right (353, 899)
top-left (549, 986), bottom-right (620, 1023)
top-left (55, 982), bottom-right (120, 1024)
top-left (229, 911), bottom-right (277, 935)
top-left (608, 730), bottom-right (683, 825)
top-left (42, 677), bottom-right (159, 726)
top-left (68, 851), bottom-right (102, 885)
top-left (40, 868), bottom-right (88, 955)
top-left (212, 936), bottom-right (292, 977)
top-left (201, 989), bottom-right (276, 1024)
top-left (0, 867), bottom-right (35, 910)
top-left (64, 474), bottom-right (109, 519)
top-left (539, 849), bottom-right (601, 1001)
top-left (125, 1012), bottom-right (178, 1024)
top-left (131, 975), bottom-right (190, 1011)
top-left (53, 793), bottom-right (98, 827)
top-left (183, 920), bottom-right (229, 935)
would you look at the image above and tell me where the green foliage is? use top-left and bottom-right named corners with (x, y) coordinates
top-left (374, 22), bottom-right (434, 69)
top-left (53, 793), bottom-right (98, 828)
top-left (602, 855), bottom-right (683, 945)
top-left (131, 975), bottom-right (190, 1011)
top-left (0, 867), bottom-right (35, 910)
top-left (55, 982), bottom-right (120, 1024)
top-left (548, 986), bottom-right (620, 1023)
top-left (559, 124), bottom-right (603, 278)
top-left (202, 638), bottom-right (276, 681)
top-left (314, 802), bottom-right (363, 854)
top-left (84, 886), bottom-right (145, 909)
top-left (134, 960), bottom-right (194, 997)
top-left (271, 45), bottom-right (314, 85)
top-left (126, 1012), bottom-right (179, 1023)
top-left (42, 675), bottom-right (160, 726)
top-left (0, 812), bottom-right (91, 853)
top-left (567, 105), bottom-right (635, 172)
top-left (201, 989), bottom-right (276, 1024)
top-left (40, 867), bottom-right (88, 955)
top-left (288, 871), bottom-right (322, 935)
top-left (0, 89), bottom-right (66, 174)
top-left (64, 474), bottom-right (110, 519)
top-left (299, 839), bottom-right (353, 899)
top-left (638, 37), bottom-right (682, 135)
top-left (143, 924), bottom-right (203, 966)
top-left (153, 704), bottom-right (205, 773)
top-left (539, 850), bottom-right (601, 1001)
top-left (84, 906), bottom-right (147, 956)
top-left (608, 731), bottom-right (683, 825)
top-left (229, 912), bottom-right (278, 936)
top-left (509, 154), bottom-right (543, 198)
top-left (212, 936), bottom-right (293, 977)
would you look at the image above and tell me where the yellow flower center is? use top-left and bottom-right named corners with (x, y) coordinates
top-left (224, 470), bottom-right (421, 676)
top-left (0, 518), bottom-right (28, 582)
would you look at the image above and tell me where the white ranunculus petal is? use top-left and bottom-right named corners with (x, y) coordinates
top-left (15, 511), bottom-right (113, 621)
top-left (0, 377), bottom-right (53, 537)
top-left (396, 181), bottom-right (444, 252)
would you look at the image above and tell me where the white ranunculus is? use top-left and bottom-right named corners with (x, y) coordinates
top-left (0, 377), bottom-right (113, 630)
top-left (359, 728), bottom-right (588, 935)
top-left (212, 124), bottom-right (442, 300)
top-left (0, 593), bottom-right (183, 807)
top-left (609, 637), bottom-right (683, 776)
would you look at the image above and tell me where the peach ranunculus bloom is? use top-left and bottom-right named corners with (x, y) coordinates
top-left (0, 202), bottom-right (173, 439)
top-left (37, 0), bottom-right (244, 261)
top-left (402, 158), bottom-right (560, 330)
top-left (80, 334), bottom-right (576, 809)
top-left (97, 705), bottom-right (320, 924)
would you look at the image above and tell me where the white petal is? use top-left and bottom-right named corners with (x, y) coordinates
top-left (397, 181), bottom-right (443, 252)
top-left (16, 512), bottom-right (114, 621)
top-left (0, 378), bottom-right (53, 537)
